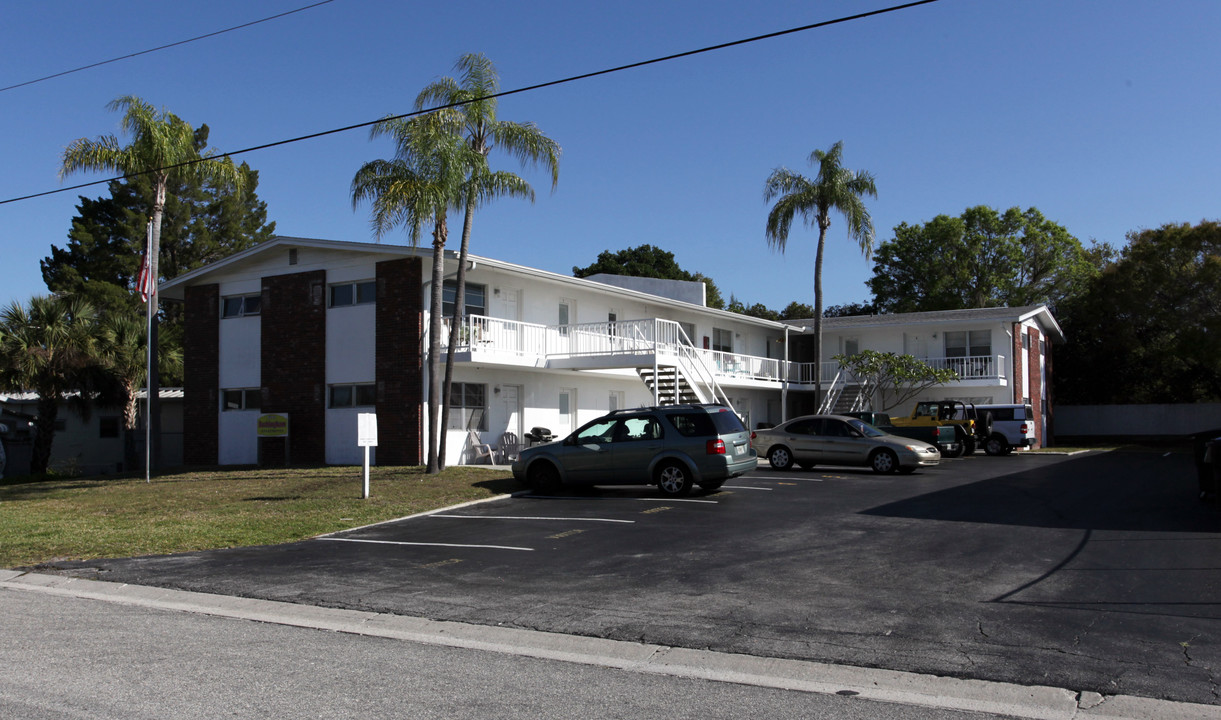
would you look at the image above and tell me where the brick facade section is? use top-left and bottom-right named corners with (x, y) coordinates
top-left (261, 270), bottom-right (327, 465)
top-left (183, 284), bottom-right (220, 465)
top-left (375, 258), bottom-right (424, 465)
top-left (1027, 327), bottom-right (1043, 448)
top-left (1012, 323), bottom-right (1025, 405)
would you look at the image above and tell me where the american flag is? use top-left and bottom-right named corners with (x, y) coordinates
top-left (137, 221), bottom-right (153, 302)
top-left (135, 250), bottom-right (152, 303)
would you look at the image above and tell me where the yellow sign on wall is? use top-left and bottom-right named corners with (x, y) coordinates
top-left (256, 413), bottom-right (289, 437)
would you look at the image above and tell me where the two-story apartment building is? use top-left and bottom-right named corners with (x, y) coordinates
top-left (791, 307), bottom-right (1064, 443)
top-left (160, 236), bottom-right (1062, 467)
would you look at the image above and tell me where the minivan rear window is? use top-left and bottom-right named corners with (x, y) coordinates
top-left (667, 413), bottom-right (716, 437)
top-left (709, 409), bottom-right (747, 434)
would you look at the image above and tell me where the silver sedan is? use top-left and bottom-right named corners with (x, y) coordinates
top-left (752, 414), bottom-right (940, 474)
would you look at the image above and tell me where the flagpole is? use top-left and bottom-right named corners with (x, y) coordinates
top-left (145, 218), bottom-right (153, 484)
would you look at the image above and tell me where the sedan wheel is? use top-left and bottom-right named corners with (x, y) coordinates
top-left (656, 462), bottom-right (693, 497)
top-left (870, 449), bottom-right (899, 474)
top-left (768, 446), bottom-right (793, 471)
top-left (527, 462), bottom-right (561, 493)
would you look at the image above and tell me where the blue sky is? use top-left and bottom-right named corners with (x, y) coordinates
top-left (3, 0), bottom-right (1218, 312)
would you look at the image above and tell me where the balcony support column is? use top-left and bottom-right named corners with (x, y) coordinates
top-left (782, 327), bottom-right (790, 423)
top-left (652, 318), bottom-right (660, 406)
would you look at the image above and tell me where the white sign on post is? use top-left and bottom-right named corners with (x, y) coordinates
top-left (357, 413), bottom-right (378, 498)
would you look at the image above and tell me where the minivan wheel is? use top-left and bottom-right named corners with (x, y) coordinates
top-left (870, 449), bottom-right (899, 474)
top-left (656, 462), bottom-right (693, 497)
top-left (984, 435), bottom-right (1010, 456)
top-left (768, 446), bottom-right (793, 471)
top-left (527, 462), bottom-right (561, 493)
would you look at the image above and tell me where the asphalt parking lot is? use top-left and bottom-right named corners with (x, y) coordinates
top-left (47, 450), bottom-right (1220, 706)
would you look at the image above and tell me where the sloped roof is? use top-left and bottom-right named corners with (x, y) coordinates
top-left (159, 236), bottom-right (802, 332)
top-left (788, 305), bottom-right (1065, 343)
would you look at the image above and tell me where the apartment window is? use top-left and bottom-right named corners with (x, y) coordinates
top-left (559, 389), bottom-right (576, 433)
top-left (844, 338), bottom-right (860, 356)
top-left (99, 417), bottom-right (120, 439)
top-left (329, 280), bottom-right (376, 308)
top-left (222, 294), bottom-right (261, 318)
top-left (329, 384), bottom-right (377, 408)
top-left (945, 330), bottom-right (991, 358)
top-left (442, 281), bottom-right (486, 317)
top-left (679, 322), bottom-right (696, 346)
top-left (558, 299), bottom-right (574, 337)
top-left (447, 382), bottom-right (487, 430)
top-left (712, 328), bottom-right (733, 353)
top-left (223, 388), bottom-right (262, 411)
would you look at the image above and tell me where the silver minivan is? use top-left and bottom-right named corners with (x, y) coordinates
top-left (975, 403), bottom-right (1037, 455)
top-left (511, 404), bottom-right (757, 496)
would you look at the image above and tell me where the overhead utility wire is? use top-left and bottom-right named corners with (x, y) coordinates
top-left (0, 0), bottom-right (338, 93)
top-left (1, 0), bottom-right (938, 207)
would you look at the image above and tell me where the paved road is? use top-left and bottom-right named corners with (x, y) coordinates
top-left (3, 584), bottom-right (1022, 720)
top-left (38, 450), bottom-right (1221, 707)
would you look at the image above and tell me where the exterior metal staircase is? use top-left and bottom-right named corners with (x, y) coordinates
top-left (637, 366), bottom-right (702, 405)
top-left (818, 371), bottom-right (876, 415)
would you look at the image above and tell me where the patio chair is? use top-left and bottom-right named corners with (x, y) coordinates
top-left (498, 432), bottom-right (522, 464)
top-left (467, 429), bottom-right (496, 465)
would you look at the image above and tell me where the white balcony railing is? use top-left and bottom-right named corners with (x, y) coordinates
top-left (440, 314), bottom-right (1005, 386)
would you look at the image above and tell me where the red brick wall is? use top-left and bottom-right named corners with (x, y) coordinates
top-left (183, 284), bottom-right (220, 465)
top-left (1011, 323), bottom-right (1024, 404)
top-left (261, 270), bottom-right (327, 465)
top-left (375, 258), bottom-right (424, 465)
top-left (1028, 327), bottom-right (1043, 448)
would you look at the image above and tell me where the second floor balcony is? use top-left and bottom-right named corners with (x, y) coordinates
top-left (440, 314), bottom-right (1006, 389)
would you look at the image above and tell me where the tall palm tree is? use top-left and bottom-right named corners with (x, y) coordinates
top-left (0, 295), bottom-right (102, 475)
top-left (352, 113), bottom-right (474, 473)
top-left (764, 141), bottom-right (877, 403)
top-left (415, 53), bottom-right (561, 466)
top-left (97, 309), bottom-right (183, 472)
top-left (60, 95), bottom-right (245, 470)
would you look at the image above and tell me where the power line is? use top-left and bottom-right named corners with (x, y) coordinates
top-left (0, 0), bottom-right (338, 94)
top-left (1, 0), bottom-right (940, 207)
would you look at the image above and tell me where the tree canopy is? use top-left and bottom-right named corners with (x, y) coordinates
top-left (867, 206), bottom-right (1108, 313)
top-left (0, 295), bottom-right (106, 475)
top-left (573, 245), bottom-right (725, 309)
top-left (834, 350), bottom-right (959, 412)
top-left (44, 125), bottom-right (274, 317)
top-left (1054, 220), bottom-right (1221, 404)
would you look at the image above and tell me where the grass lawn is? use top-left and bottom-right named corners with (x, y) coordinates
top-left (0, 465), bottom-right (517, 569)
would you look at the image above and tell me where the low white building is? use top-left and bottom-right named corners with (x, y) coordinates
top-left (158, 236), bottom-right (1062, 467)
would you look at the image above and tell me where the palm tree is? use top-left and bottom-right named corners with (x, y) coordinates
top-left (415, 53), bottom-right (561, 466)
top-left (60, 96), bottom-right (246, 470)
top-left (764, 141), bottom-right (877, 403)
top-left (352, 113), bottom-right (474, 473)
top-left (0, 295), bottom-right (102, 475)
top-left (97, 309), bottom-right (183, 472)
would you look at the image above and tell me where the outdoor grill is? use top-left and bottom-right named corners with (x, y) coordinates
top-left (525, 426), bottom-right (556, 445)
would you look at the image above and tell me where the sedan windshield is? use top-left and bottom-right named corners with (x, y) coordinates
top-left (847, 419), bottom-right (887, 438)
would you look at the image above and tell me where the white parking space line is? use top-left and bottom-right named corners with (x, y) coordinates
top-left (525, 495), bottom-right (719, 504)
top-left (721, 485), bottom-right (773, 490)
top-left (318, 538), bottom-right (533, 551)
top-left (431, 515), bottom-right (635, 523)
top-left (754, 475), bottom-right (825, 482)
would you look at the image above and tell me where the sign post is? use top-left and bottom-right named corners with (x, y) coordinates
top-left (357, 413), bottom-right (378, 499)
top-left (257, 413), bottom-right (290, 467)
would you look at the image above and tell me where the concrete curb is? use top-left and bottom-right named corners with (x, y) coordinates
top-left (2, 571), bottom-right (1216, 719)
